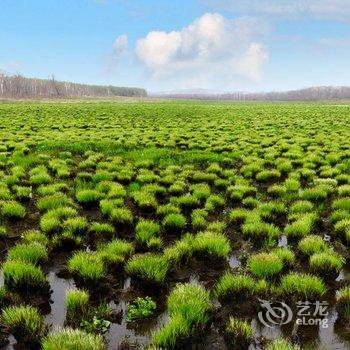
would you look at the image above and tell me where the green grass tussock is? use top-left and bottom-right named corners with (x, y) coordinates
top-left (152, 283), bottom-right (212, 348)
top-left (42, 328), bottom-right (106, 350)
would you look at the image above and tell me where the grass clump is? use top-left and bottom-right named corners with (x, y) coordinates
top-left (135, 219), bottom-right (161, 245)
top-left (190, 183), bottom-right (211, 201)
top-left (289, 200), bottom-right (314, 214)
top-left (37, 193), bottom-right (74, 212)
top-left (334, 218), bottom-right (350, 236)
top-left (248, 253), bottom-right (283, 279)
top-left (169, 181), bottom-right (186, 195)
top-left (2, 305), bottom-right (47, 345)
top-left (109, 207), bottom-right (133, 225)
top-left (266, 338), bottom-right (301, 350)
top-left (29, 166), bottom-right (51, 185)
top-left (271, 247), bottom-right (295, 267)
top-left (299, 186), bottom-right (328, 201)
top-left (338, 185), bottom-right (350, 197)
top-left (14, 186), bottom-right (32, 201)
top-left (256, 169), bottom-right (281, 182)
top-left (66, 289), bottom-right (89, 319)
top-left (126, 253), bottom-right (169, 284)
top-left (162, 213), bottom-right (186, 231)
top-left (229, 208), bottom-right (251, 223)
top-left (171, 195), bottom-right (199, 208)
top-left (284, 213), bottom-right (317, 241)
top-left (68, 251), bottom-right (106, 282)
top-left (204, 194), bottom-right (225, 211)
top-left (132, 190), bottom-right (157, 209)
top-left (37, 183), bottom-right (69, 196)
top-left (191, 209), bottom-right (208, 229)
top-left (63, 216), bottom-right (88, 235)
top-left (157, 203), bottom-right (181, 216)
top-left (106, 182), bottom-right (127, 198)
top-left (298, 235), bottom-right (328, 256)
top-left (99, 198), bottom-right (124, 216)
top-left (90, 222), bottom-right (115, 237)
top-left (0, 184), bottom-right (12, 200)
top-left (42, 328), bottom-right (105, 350)
top-left (309, 251), bottom-right (344, 277)
top-left (97, 239), bottom-right (134, 265)
top-left (228, 184), bottom-right (256, 201)
top-left (242, 220), bottom-right (280, 243)
top-left (3, 260), bottom-right (47, 290)
top-left (40, 212), bottom-right (61, 233)
top-left (336, 286), bottom-right (350, 320)
top-left (39, 206), bottom-right (77, 234)
top-left (152, 283), bottom-right (212, 348)
top-left (225, 316), bottom-right (253, 349)
top-left (331, 210), bottom-right (350, 223)
top-left (8, 242), bottom-right (48, 265)
top-left (278, 272), bottom-right (326, 300)
top-left (76, 189), bottom-right (103, 205)
top-left (207, 221), bottom-right (226, 233)
top-left (212, 272), bottom-right (258, 301)
top-left (332, 197), bottom-right (350, 211)
top-left (21, 230), bottom-right (49, 246)
top-left (164, 233), bottom-right (194, 265)
top-left (0, 200), bottom-right (25, 219)
top-left (192, 231), bottom-right (230, 260)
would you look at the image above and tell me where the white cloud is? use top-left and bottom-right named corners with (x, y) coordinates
top-left (235, 43), bottom-right (269, 80)
top-left (113, 34), bottom-right (128, 57)
top-left (135, 13), bottom-right (269, 89)
top-left (203, 0), bottom-right (350, 22)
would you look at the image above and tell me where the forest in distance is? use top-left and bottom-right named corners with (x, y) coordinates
top-left (3, 73), bottom-right (350, 102)
top-left (0, 73), bottom-right (147, 99)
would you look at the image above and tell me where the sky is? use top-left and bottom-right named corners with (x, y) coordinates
top-left (1, 0), bottom-right (350, 92)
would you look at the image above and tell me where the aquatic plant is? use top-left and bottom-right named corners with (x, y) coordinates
top-left (126, 296), bottom-right (156, 322)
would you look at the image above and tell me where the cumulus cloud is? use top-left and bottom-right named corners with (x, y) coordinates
top-left (203, 0), bottom-right (350, 22)
top-left (135, 13), bottom-right (269, 89)
top-left (113, 34), bottom-right (128, 57)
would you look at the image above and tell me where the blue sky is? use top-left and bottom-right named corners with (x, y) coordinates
top-left (1, 0), bottom-right (350, 92)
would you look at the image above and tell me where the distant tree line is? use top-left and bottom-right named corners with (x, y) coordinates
top-left (0, 73), bottom-right (147, 99)
top-left (152, 86), bottom-right (350, 101)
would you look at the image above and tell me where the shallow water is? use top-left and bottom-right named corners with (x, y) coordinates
top-left (227, 254), bottom-right (241, 269)
top-left (44, 271), bottom-right (75, 327)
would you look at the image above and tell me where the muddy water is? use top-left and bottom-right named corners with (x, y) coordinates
top-left (251, 308), bottom-right (350, 349)
top-left (44, 271), bottom-right (75, 327)
top-left (105, 277), bottom-right (169, 349)
top-left (2, 255), bottom-right (350, 349)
